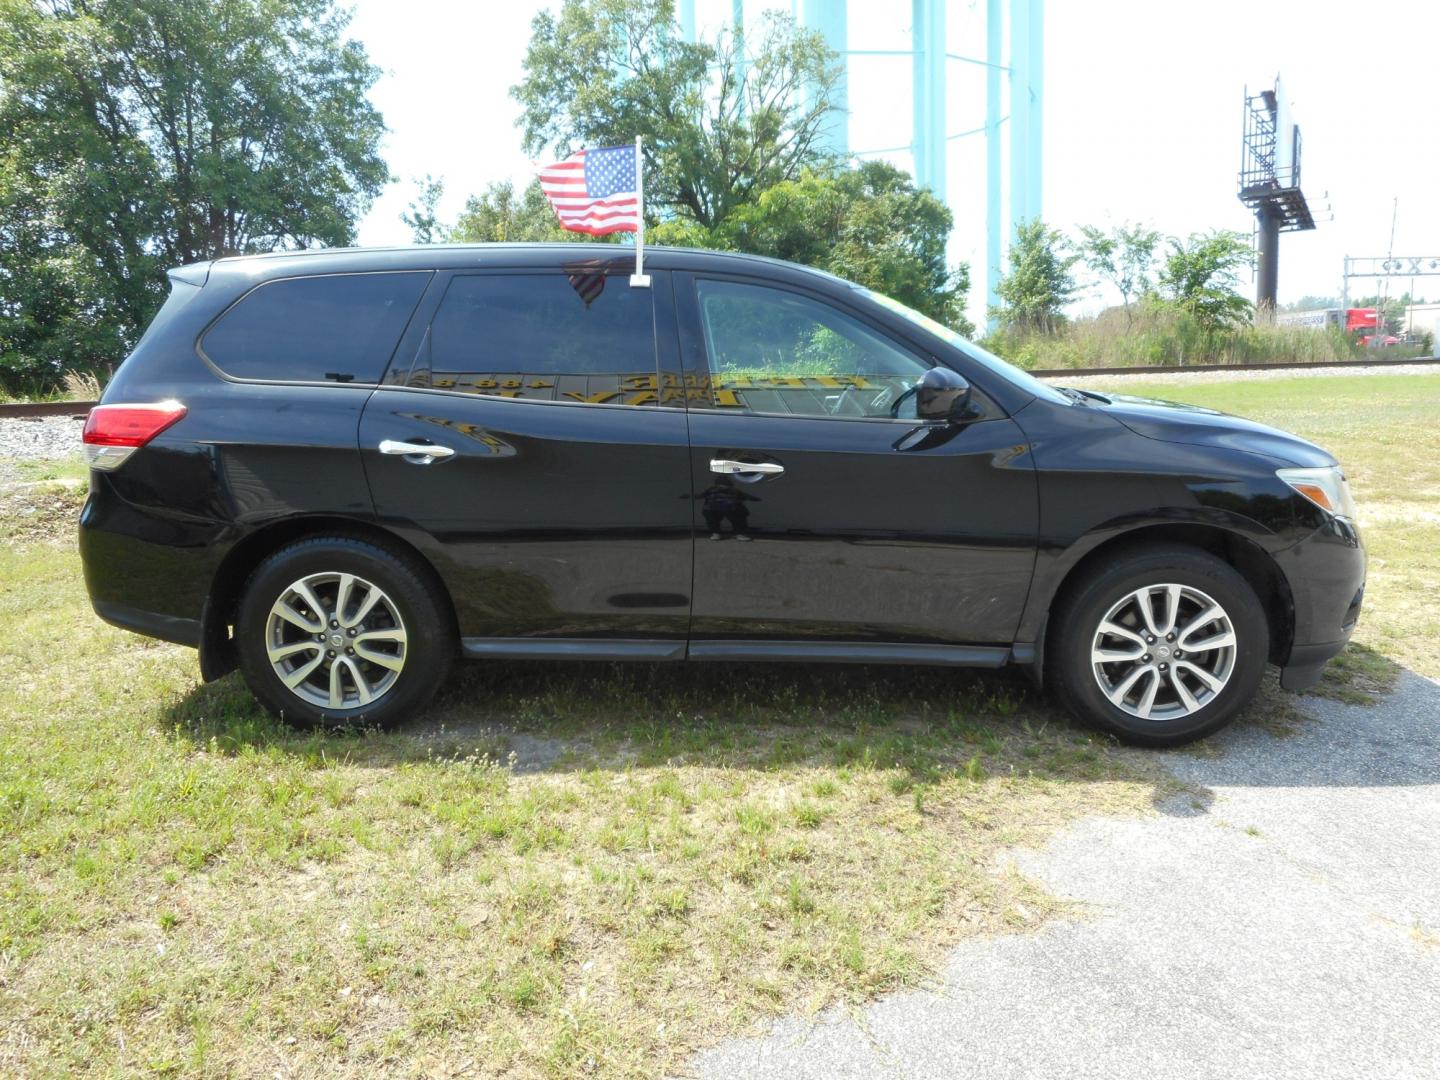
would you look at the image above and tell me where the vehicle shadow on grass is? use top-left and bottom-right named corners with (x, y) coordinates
top-left (159, 641), bottom-right (1435, 803)
top-left (162, 658), bottom-right (1185, 796)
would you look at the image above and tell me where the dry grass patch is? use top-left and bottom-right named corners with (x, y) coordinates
top-left (0, 458), bottom-right (88, 549)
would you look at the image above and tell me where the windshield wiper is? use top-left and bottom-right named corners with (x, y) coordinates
top-left (1057, 386), bottom-right (1111, 405)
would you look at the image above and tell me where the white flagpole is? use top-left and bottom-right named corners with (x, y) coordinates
top-left (630, 134), bottom-right (650, 287)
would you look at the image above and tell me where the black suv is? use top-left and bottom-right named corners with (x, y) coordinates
top-left (79, 245), bottom-right (1365, 746)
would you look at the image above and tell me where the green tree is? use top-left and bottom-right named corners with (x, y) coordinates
top-left (1158, 230), bottom-right (1252, 329)
top-left (449, 180), bottom-right (597, 244)
top-left (402, 176), bottom-right (447, 245)
top-left (512, 0), bottom-right (840, 230)
top-left (1077, 222), bottom-right (1161, 324)
top-left (991, 219), bottom-right (1078, 335)
top-left (0, 0), bottom-right (387, 392)
top-left (0, 151), bottom-right (130, 390)
top-left (678, 162), bottom-right (970, 333)
top-left (1383, 293), bottom-right (1416, 336)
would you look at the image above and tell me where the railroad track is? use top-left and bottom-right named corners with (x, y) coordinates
top-left (1, 356), bottom-right (1436, 418)
top-left (0, 400), bottom-right (97, 419)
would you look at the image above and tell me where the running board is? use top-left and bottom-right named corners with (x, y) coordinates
top-left (458, 637), bottom-right (1012, 667)
top-left (686, 640), bottom-right (1011, 666)
top-left (461, 638), bottom-right (685, 661)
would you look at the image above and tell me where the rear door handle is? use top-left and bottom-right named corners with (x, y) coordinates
top-left (710, 458), bottom-right (783, 477)
top-left (378, 439), bottom-right (455, 463)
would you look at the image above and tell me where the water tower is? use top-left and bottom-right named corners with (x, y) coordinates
top-left (678, 0), bottom-right (1045, 330)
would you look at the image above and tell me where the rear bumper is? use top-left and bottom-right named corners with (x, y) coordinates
top-left (92, 599), bottom-right (201, 648)
top-left (78, 476), bottom-right (224, 643)
top-left (1276, 517), bottom-right (1365, 689)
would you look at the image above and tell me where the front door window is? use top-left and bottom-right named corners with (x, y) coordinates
top-left (691, 279), bottom-right (933, 420)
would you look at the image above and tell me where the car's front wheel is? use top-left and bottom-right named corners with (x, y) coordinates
top-left (1047, 545), bottom-right (1269, 747)
top-left (235, 536), bottom-right (454, 728)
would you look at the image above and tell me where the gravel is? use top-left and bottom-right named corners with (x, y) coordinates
top-left (0, 416), bottom-right (86, 461)
top-left (689, 674), bottom-right (1440, 1079)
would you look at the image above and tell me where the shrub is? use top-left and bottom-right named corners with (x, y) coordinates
top-left (980, 299), bottom-right (1406, 370)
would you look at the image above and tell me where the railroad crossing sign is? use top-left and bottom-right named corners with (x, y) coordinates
top-left (1344, 256), bottom-right (1440, 278)
top-left (1341, 256), bottom-right (1440, 315)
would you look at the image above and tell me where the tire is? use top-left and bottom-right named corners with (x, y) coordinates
top-left (1046, 545), bottom-right (1268, 747)
top-left (235, 536), bottom-right (454, 728)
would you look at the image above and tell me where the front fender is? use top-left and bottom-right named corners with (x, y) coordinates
top-left (1013, 508), bottom-right (1289, 648)
top-left (1009, 400), bottom-right (1324, 650)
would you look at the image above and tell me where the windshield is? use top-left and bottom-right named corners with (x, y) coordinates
top-left (856, 287), bottom-right (1071, 406)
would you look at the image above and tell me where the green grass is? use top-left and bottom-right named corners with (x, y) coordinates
top-left (12, 457), bottom-right (90, 485)
top-left (1, 371), bottom-right (1434, 1077)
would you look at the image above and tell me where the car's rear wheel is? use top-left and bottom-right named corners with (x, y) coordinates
top-left (1047, 545), bottom-right (1268, 747)
top-left (236, 536), bottom-right (453, 728)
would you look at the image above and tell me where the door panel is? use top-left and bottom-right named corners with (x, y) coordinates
top-left (361, 392), bottom-right (692, 639)
top-left (359, 269), bottom-right (692, 641)
top-left (676, 272), bottom-right (1039, 645)
top-left (686, 410), bottom-right (1037, 643)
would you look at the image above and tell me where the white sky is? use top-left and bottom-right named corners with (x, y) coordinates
top-left (350, 0), bottom-right (1440, 311)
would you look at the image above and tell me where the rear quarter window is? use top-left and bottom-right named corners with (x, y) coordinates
top-left (201, 272), bottom-right (431, 384)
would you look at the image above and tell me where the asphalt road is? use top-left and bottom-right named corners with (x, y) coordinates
top-left (690, 673), bottom-right (1440, 1079)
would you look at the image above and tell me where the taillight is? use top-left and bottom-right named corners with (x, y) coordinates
top-left (82, 402), bottom-right (187, 471)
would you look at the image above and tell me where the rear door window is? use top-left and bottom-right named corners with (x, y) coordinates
top-left (418, 272), bottom-right (661, 406)
top-left (201, 272), bottom-right (431, 384)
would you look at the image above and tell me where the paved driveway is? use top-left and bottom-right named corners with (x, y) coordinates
top-left (691, 673), bottom-right (1440, 1079)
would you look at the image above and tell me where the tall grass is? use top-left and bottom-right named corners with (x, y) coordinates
top-left (983, 303), bottom-right (1426, 370)
top-left (0, 364), bottom-right (107, 403)
top-left (60, 370), bottom-right (101, 401)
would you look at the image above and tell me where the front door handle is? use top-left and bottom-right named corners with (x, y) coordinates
top-left (710, 458), bottom-right (783, 477)
top-left (378, 439), bottom-right (455, 463)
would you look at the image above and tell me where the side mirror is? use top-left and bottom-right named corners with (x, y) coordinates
top-left (914, 366), bottom-right (973, 423)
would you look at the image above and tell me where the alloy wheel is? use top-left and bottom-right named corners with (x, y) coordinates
top-left (1089, 583), bottom-right (1238, 721)
top-left (264, 571), bottom-right (407, 710)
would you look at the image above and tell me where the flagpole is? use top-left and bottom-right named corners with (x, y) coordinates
top-left (630, 134), bottom-right (650, 287)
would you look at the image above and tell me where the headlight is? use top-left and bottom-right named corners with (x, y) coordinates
top-left (1277, 465), bottom-right (1357, 520)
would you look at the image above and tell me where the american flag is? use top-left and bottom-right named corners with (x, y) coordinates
top-left (539, 145), bottom-right (641, 235)
top-left (566, 264), bottom-right (605, 307)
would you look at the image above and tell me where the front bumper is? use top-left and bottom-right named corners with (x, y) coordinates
top-left (1275, 516), bottom-right (1365, 690)
top-left (1280, 638), bottom-right (1356, 690)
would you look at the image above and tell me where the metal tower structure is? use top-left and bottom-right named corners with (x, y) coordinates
top-left (677, 0), bottom-right (1045, 326)
top-left (1238, 79), bottom-right (1315, 315)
